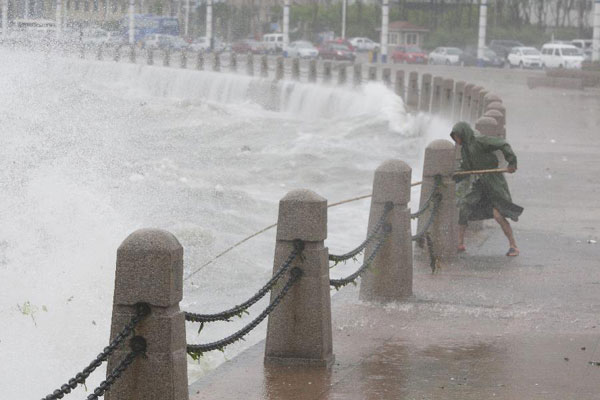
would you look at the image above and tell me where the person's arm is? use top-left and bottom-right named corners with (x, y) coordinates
top-left (480, 137), bottom-right (518, 171)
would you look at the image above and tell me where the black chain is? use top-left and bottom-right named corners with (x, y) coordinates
top-left (411, 176), bottom-right (443, 219)
top-left (86, 336), bottom-right (147, 400)
top-left (40, 303), bottom-right (150, 400)
top-left (424, 233), bottom-right (438, 273)
top-left (329, 202), bottom-right (393, 263)
top-left (412, 193), bottom-right (442, 241)
top-left (185, 240), bottom-right (304, 325)
top-left (329, 224), bottom-right (391, 290)
top-left (187, 267), bottom-right (303, 359)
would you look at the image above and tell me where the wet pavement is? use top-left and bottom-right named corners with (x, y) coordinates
top-left (189, 68), bottom-right (600, 399)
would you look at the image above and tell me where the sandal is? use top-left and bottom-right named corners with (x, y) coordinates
top-left (506, 247), bottom-right (519, 257)
top-left (457, 245), bottom-right (466, 253)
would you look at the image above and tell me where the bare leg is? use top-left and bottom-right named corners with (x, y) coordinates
top-left (458, 224), bottom-right (467, 251)
top-left (493, 208), bottom-right (518, 249)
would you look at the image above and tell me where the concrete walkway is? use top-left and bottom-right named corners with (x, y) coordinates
top-left (190, 70), bottom-right (600, 399)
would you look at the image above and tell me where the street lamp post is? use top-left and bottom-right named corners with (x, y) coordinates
top-left (342, 0), bottom-right (347, 39)
top-left (56, 0), bottom-right (62, 40)
top-left (206, 0), bottom-right (213, 50)
top-left (381, 0), bottom-right (389, 63)
top-left (185, 0), bottom-right (190, 37)
top-left (477, 0), bottom-right (487, 60)
top-left (2, 0), bottom-right (8, 40)
top-left (593, 0), bottom-right (600, 62)
top-left (128, 0), bottom-right (135, 45)
top-left (283, 0), bottom-right (290, 48)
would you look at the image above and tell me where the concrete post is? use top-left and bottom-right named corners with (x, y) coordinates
top-left (264, 190), bottom-right (333, 367)
top-left (441, 78), bottom-right (454, 118)
top-left (292, 58), bottom-right (300, 81)
top-left (406, 71), bottom-right (419, 111)
top-left (323, 61), bottom-right (332, 83)
top-left (147, 48), bottom-right (154, 65)
top-left (593, 0), bottom-right (600, 62)
top-left (181, 51), bottom-right (188, 69)
top-left (470, 86), bottom-right (482, 122)
top-left (453, 81), bottom-right (465, 120)
top-left (394, 70), bottom-right (405, 99)
top-left (97, 45), bottom-right (104, 61)
top-left (477, 0), bottom-right (487, 60)
top-left (337, 63), bottom-right (347, 85)
top-left (105, 229), bottom-right (188, 400)
top-left (382, 67), bottom-right (391, 87)
top-left (486, 101), bottom-right (506, 133)
top-left (478, 89), bottom-right (488, 118)
top-left (475, 116), bottom-right (500, 137)
top-left (114, 46), bottom-right (121, 62)
top-left (261, 55), bottom-right (268, 78)
top-left (128, 45), bottom-right (136, 63)
top-left (196, 52), bottom-right (204, 70)
top-left (419, 73), bottom-right (432, 112)
top-left (163, 49), bottom-right (171, 67)
top-left (484, 109), bottom-right (505, 138)
top-left (462, 83), bottom-right (474, 122)
top-left (359, 160), bottom-right (412, 301)
top-left (246, 54), bottom-right (254, 76)
top-left (275, 56), bottom-right (284, 81)
top-left (230, 52), bottom-right (237, 72)
top-left (430, 77), bottom-right (443, 114)
top-left (309, 59), bottom-right (317, 83)
top-left (417, 141), bottom-right (457, 262)
top-left (368, 66), bottom-right (377, 81)
top-left (380, 0), bottom-right (389, 63)
top-left (213, 52), bottom-right (221, 72)
top-left (483, 93), bottom-right (501, 111)
top-left (353, 64), bottom-right (362, 86)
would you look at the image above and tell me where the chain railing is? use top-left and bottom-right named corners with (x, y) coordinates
top-left (329, 202), bottom-right (394, 264)
top-left (186, 267), bottom-right (303, 359)
top-left (411, 193), bottom-right (442, 242)
top-left (185, 240), bottom-right (304, 328)
top-left (411, 175), bottom-right (443, 219)
top-left (40, 302), bottom-right (150, 400)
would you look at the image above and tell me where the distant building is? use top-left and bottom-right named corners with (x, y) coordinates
top-left (385, 20), bottom-right (429, 48)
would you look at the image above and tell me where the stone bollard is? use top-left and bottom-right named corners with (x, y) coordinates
top-left (419, 73), bottom-right (432, 112)
top-left (430, 76), bottom-right (443, 114)
top-left (147, 48), bottom-right (154, 65)
top-left (406, 71), bottom-right (419, 111)
top-left (441, 78), bottom-right (454, 118)
top-left (462, 83), bottom-right (474, 121)
top-left (292, 57), bottom-right (300, 81)
top-left (105, 229), bottom-right (188, 400)
top-left (229, 52), bottom-right (237, 72)
top-left (382, 67), bottom-right (391, 87)
top-left (275, 56), bottom-right (284, 81)
top-left (453, 81), bottom-right (465, 120)
top-left (486, 101), bottom-right (506, 134)
top-left (213, 52), bottom-right (221, 72)
top-left (477, 89), bottom-right (488, 118)
top-left (264, 190), bottom-right (333, 367)
top-left (114, 45), bottom-right (121, 62)
top-left (484, 93), bottom-right (501, 111)
top-left (417, 140), bottom-right (457, 262)
top-left (163, 49), bottom-right (171, 67)
top-left (484, 109), bottom-right (505, 138)
top-left (129, 45), bottom-right (136, 63)
top-left (79, 43), bottom-right (85, 59)
top-left (323, 61), bottom-right (332, 83)
top-left (353, 64), bottom-right (362, 86)
top-left (337, 63), bottom-right (347, 85)
top-left (97, 44), bottom-right (103, 61)
top-left (359, 160), bottom-right (413, 302)
top-left (368, 66), bottom-right (377, 81)
top-left (181, 51), bottom-right (187, 68)
top-left (394, 70), bottom-right (405, 99)
top-left (470, 86), bottom-right (482, 122)
top-left (260, 55), bottom-right (268, 77)
top-left (309, 59), bottom-right (317, 83)
top-left (196, 52), bottom-right (204, 70)
top-left (475, 116), bottom-right (500, 137)
top-left (246, 54), bottom-right (254, 75)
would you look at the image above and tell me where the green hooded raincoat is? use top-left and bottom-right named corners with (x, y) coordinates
top-left (451, 122), bottom-right (524, 225)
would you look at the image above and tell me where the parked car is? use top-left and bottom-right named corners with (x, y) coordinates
top-left (428, 47), bottom-right (462, 65)
top-left (189, 36), bottom-right (226, 52)
top-left (540, 43), bottom-right (585, 69)
top-left (348, 37), bottom-right (379, 52)
top-left (262, 33), bottom-right (284, 53)
top-left (459, 46), bottom-right (505, 67)
top-left (571, 39), bottom-right (592, 61)
top-left (144, 34), bottom-right (188, 50)
top-left (507, 46), bottom-right (542, 68)
top-left (489, 39), bottom-right (524, 59)
top-left (231, 39), bottom-right (265, 54)
top-left (317, 41), bottom-right (356, 61)
top-left (391, 45), bottom-right (427, 64)
top-left (285, 40), bottom-right (318, 58)
top-left (326, 37), bottom-right (356, 52)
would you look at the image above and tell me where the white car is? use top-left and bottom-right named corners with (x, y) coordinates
top-left (285, 41), bottom-right (318, 58)
top-left (348, 37), bottom-right (379, 52)
top-left (507, 46), bottom-right (542, 69)
top-left (428, 47), bottom-right (462, 65)
top-left (540, 43), bottom-right (585, 69)
top-left (262, 33), bottom-right (284, 53)
top-left (571, 39), bottom-right (592, 61)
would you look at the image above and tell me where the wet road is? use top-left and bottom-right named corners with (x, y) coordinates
top-left (189, 66), bottom-right (600, 399)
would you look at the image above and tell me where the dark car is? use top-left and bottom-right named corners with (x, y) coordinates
top-left (391, 45), bottom-right (428, 64)
top-left (489, 39), bottom-right (524, 59)
top-left (318, 42), bottom-right (356, 61)
top-left (460, 47), bottom-right (505, 68)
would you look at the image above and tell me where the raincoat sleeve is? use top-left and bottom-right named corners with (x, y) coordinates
top-left (479, 136), bottom-right (518, 168)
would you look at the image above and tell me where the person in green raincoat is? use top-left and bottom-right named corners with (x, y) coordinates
top-left (450, 122), bottom-right (523, 256)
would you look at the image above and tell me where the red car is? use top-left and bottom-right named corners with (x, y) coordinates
top-left (391, 46), bottom-right (428, 64)
top-left (318, 41), bottom-right (356, 61)
top-left (231, 39), bottom-right (266, 54)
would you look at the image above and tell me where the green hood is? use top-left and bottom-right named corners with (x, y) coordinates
top-left (450, 121), bottom-right (475, 144)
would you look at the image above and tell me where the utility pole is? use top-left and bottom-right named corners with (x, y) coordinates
top-left (342, 0), bottom-right (347, 39)
top-left (128, 0), bottom-right (135, 45)
top-left (381, 0), bottom-right (389, 63)
top-left (2, 0), bottom-right (8, 40)
top-left (185, 0), bottom-right (190, 36)
top-left (593, 0), bottom-right (600, 62)
top-left (206, 0), bottom-right (213, 50)
top-left (56, 0), bottom-right (62, 40)
top-left (477, 0), bottom-right (487, 60)
top-left (283, 0), bottom-right (289, 47)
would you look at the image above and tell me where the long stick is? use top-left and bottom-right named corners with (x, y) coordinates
top-left (453, 168), bottom-right (510, 176)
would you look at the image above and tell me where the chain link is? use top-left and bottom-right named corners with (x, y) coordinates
top-left (187, 267), bottom-right (303, 359)
top-left (411, 175), bottom-right (442, 219)
top-left (40, 303), bottom-right (150, 400)
top-left (329, 224), bottom-right (391, 289)
top-left (412, 193), bottom-right (442, 241)
top-left (185, 240), bottom-right (304, 324)
top-left (329, 202), bottom-right (393, 263)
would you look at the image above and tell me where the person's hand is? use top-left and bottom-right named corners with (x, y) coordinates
top-left (507, 166), bottom-right (517, 173)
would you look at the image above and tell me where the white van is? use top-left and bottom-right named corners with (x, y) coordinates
top-left (540, 43), bottom-right (584, 69)
top-left (262, 33), bottom-right (284, 53)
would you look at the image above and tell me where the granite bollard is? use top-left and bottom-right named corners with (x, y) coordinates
top-left (484, 109), bottom-right (505, 138)
top-left (246, 54), bottom-right (254, 76)
top-left (147, 48), bottom-right (154, 65)
top-left (292, 57), bottom-right (300, 81)
top-left (484, 93), bottom-right (501, 110)
top-left (419, 73), bottom-right (432, 112)
top-left (213, 52), bottom-right (221, 72)
top-left (163, 49), bottom-right (171, 67)
top-left (337, 63), bottom-right (347, 85)
top-left (196, 52), bottom-right (204, 70)
top-left (97, 44), bottom-right (103, 61)
top-left (406, 71), bottom-right (419, 111)
top-left (368, 66), bottom-right (377, 81)
top-left (477, 89), bottom-right (488, 118)
top-left (265, 190), bottom-right (333, 367)
top-left (430, 77), bottom-right (443, 114)
top-left (180, 51), bottom-right (188, 68)
top-left (309, 59), bottom-right (317, 83)
top-left (382, 67), bottom-right (391, 87)
top-left (394, 70), bottom-right (405, 99)
top-left (359, 160), bottom-right (413, 301)
top-left (441, 78), bottom-right (454, 118)
top-left (229, 52), bottom-right (237, 72)
top-left (462, 83), bottom-right (474, 121)
top-left (323, 61), bottom-right (332, 83)
top-left (475, 116), bottom-right (500, 138)
top-left (469, 86), bottom-right (482, 122)
top-left (105, 229), bottom-right (188, 400)
top-left (453, 81), bottom-right (465, 120)
top-left (275, 56), bottom-right (284, 81)
top-left (260, 55), bottom-right (269, 78)
top-left (353, 64), bottom-right (362, 86)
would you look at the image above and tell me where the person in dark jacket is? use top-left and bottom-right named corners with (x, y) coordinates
top-left (450, 122), bottom-right (523, 256)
